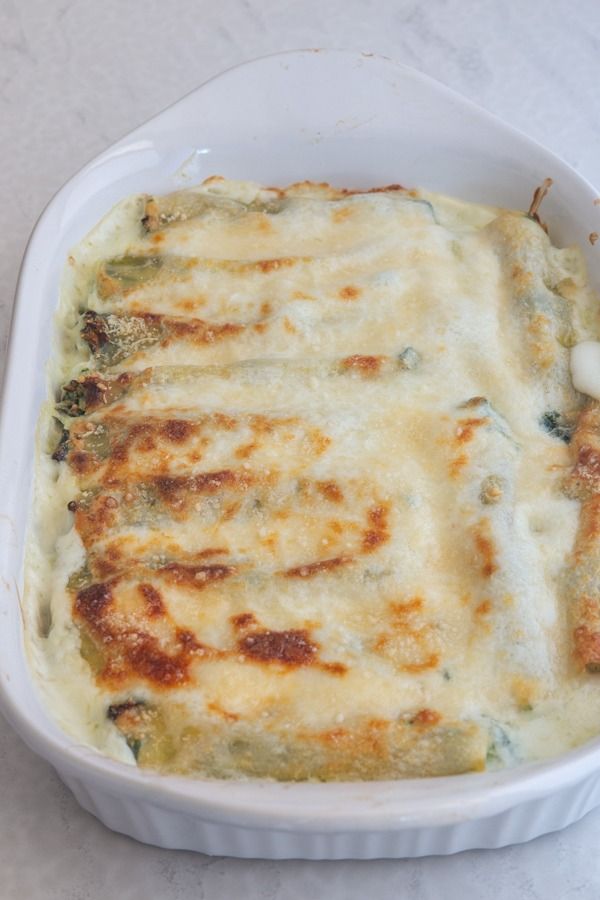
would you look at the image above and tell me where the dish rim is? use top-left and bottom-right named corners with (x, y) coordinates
top-left (2, 47), bottom-right (600, 835)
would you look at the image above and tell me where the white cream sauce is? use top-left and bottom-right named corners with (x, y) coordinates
top-left (24, 179), bottom-right (600, 776)
top-left (571, 341), bottom-right (600, 401)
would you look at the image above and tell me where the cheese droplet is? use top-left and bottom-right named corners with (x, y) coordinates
top-left (571, 341), bottom-right (600, 400)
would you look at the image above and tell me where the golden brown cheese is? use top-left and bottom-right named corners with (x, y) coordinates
top-left (25, 177), bottom-right (600, 780)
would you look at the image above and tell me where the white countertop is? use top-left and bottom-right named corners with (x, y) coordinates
top-left (2, 0), bottom-right (600, 896)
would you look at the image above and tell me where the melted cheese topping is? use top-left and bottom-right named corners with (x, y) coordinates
top-left (24, 177), bottom-right (600, 780)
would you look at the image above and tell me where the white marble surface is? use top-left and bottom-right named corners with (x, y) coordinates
top-left (2, 0), bottom-right (600, 896)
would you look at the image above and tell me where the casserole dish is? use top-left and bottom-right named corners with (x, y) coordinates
top-left (2, 48), bottom-right (600, 859)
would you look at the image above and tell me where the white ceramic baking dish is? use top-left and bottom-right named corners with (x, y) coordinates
top-left (2, 49), bottom-right (600, 860)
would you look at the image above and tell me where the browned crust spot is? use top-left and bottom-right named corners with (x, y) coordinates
top-left (70, 450), bottom-right (94, 476)
top-left (255, 257), bottom-right (299, 273)
top-left (362, 504), bottom-right (390, 553)
top-left (75, 582), bottom-right (113, 626)
top-left (88, 543), bottom-right (124, 579)
top-left (206, 700), bottom-right (239, 721)
top-left (154, 469), bottom-right (252, 502)
top-left (365, 183), bottom-right (406, 193)
top-left (138, 583), bottom-right (165, 617)
top-left (283, 556), bottom-right (352, 578)
top-left (338, 285), bottom-right (361, 300)
top-left (449, 415), bottom-right (489, 477)
top-left (341, 354), bottom-right (383, 376)
top-left (175, 296), bottom-right (206, 312)
top-left (166, 317), bottom-right (244, 344)
top-left (232, 614), bottom-right (346, 674)
top-left (234, 441), bottom-right (258, 459)
top-left (70, 498), bottom-right (120, 551)
top-left (472, 519), bottom-right (498, 578)
top-left (196, 547), bottom-right (229, 558)
top-left (574, 621), bottom-right (600, 671)
top-left (284, 180), bottom-right (331, 192)
top-left (410, 708), bottom-right (442, 727)
top-left (159, 562), bottom-right (236, 589)
top-left (454, 417), bottom-right (489, 445)
top-left (316, 480), bottom-right (344, 503)
top-left (475, 599), bottom-right (492, 616)
top-left (321, 661), bottom-right (348, 675)
top-left (449, 452), bottom-right (469, 478)
top-left (570, 445), bottom-right (600, 497)
top-left (401, 653), bottom-right (441, 673)
top-left (230, 612), bottom-right (257, 629)
top-left (238, 629), bottom-right (317, 666)
top-left (340, 183), bottom-right (406, 195)
top-left (122, 630), bottom-right (195, 686)
top-left (162, 419), bottom-right (194, 443)
top-left (313, 719), bottom-right (389, 755)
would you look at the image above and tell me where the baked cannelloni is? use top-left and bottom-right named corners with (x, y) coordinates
top-left (26, 178), bottom-right (600, 779)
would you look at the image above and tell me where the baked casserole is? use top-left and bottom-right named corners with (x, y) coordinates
top-left (26, 177), bottom-right (600, 780)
